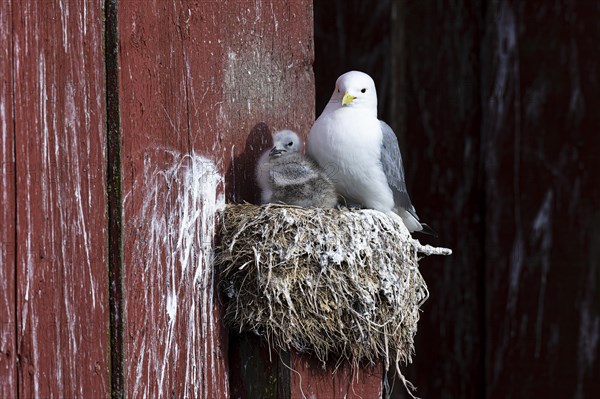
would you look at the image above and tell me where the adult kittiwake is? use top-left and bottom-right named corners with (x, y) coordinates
top-left (307, 71), bottom-right (435, 234)
top-left (256, 130), bottom-right (338, 208)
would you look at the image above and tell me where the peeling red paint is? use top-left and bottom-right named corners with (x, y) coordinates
top-left (10, 0), bottom-right (109, 397)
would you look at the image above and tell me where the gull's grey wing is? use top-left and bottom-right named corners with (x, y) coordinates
top-left (379, 121), bottom-right (418, 218)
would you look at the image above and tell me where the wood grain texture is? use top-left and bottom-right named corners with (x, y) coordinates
top-left (315, 1), bottom-right (599, 398)
top-left (389, 1), bottom-right (485, 398)
top-left (228, 335), bottom-right (383, 399)
top-left (228, 333), bottom-right (279, 399)
top-left (482, 1), bottom-right (600, 398)
top-left (313, 0), bottom-right (391, 119)
top-left (117, 1), bottom-right (314, 397)
top-left (289, 354), bottom-right (382, 399)
top-left (0, 0), bottom-right (16, 397)
top-left (11, 0), bottom-right (109, 397)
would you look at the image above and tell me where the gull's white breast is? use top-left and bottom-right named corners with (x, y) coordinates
top-left (308, 107), bottom-right (394, 211)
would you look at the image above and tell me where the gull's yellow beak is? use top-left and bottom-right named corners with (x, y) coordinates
top-left (342, 92), bottom-right (356, 106)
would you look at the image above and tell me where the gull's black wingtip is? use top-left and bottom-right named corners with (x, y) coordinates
top-left (418, 223), bottom-right (438, 238)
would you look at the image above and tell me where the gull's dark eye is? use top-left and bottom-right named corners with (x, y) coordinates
top-left (287, 141), bottom-right (294, 146)
top-left (361, 88), bottom-right (367, 93)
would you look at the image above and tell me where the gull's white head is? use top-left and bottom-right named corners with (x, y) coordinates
top-left (327, 71), bottom-right (378, 113)
top-left (270, 129), bottom-right (303, 158)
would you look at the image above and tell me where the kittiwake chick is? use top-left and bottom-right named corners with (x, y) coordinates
top-left (256, 130), bottom-right (338, 208)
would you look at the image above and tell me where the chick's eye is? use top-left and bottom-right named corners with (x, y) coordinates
top-left (361, 88), bottom-right (367, 93)
top-left (287, 142), bottom-right (294, 146)
top-left (337, 88), bottom-right (340, 93)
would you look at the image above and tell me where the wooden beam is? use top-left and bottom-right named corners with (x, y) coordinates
top-left (388, 1), bottom-right (485, 397)
top-left (116, 1), bottom-right (314, 396)
top-left (482, 1), bottom-right (600, 397)
top-left (229, 334), bottom-right (383, 399)
top-left (12, 0), bottom-right (110, 396)
top-left (0, 0), bottom-right (17, 396)
top-left (288, 353), bottom-right (382, 399)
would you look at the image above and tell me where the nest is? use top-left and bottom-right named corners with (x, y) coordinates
top-left (217, 204), bottom-right (451, 372)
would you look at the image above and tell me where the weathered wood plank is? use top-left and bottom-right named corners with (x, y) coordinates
top-left (289, 354), bottom-right (382, 399)
top-left (118, 0), bottom-right (316, 396)
top-left (313, 1), bottom-right (392, 119)
top-left (387, 1), bottom-right (485, 398)
top-left (228, 333), bottom-right (279, 398)
top-left (482, 1), bottom-right (600, 398)
top-left (118, 2), bottom-right (225, 397)
top-left (314, 1), bottom-right (600, 398)
top-left (228, 337), bottom-right (384, 399)
top-left (117, 1), bottom-right (313, 397)
top-left (0, 1), bottom-right (17, 397)
top-left (12, 0), bottom-right (109, 396)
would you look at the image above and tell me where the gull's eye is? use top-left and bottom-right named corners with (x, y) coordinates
top-left (361, 88), bottom-right (367, 93)
top-left (287, 141), bottom-right (294, 147)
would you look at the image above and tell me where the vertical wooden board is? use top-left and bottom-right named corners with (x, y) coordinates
top-left (388, 1), bottom-right (485, 398)
top-left (482, 1), bottom-right (600, 398)
top-left (12, 0), bottom-right (109, 397)
top-left (216, 1), bottom-right (315, 203)
top-left (289, 354), bottom-right (382, 399)
top-left (0, 1), bottom-right (16, 397)
top-left (227, 333), bottom-right (279, 398)
top-left (118, 1), bottom-right (314, 397)
top-left (313, 1), bottom-right (391, 119)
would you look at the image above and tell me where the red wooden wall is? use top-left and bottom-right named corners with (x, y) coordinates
top-left (8, 1), bottom-right (595, 398)
top-left (1, 0), bottom-right (17, 396)
top-left (3, 1), bottom-right (110, 397)
top-left (2, 0), bottom-right (356, 397)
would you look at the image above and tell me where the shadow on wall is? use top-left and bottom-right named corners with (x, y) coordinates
top-left (226, 122), bottom-right (272, 204)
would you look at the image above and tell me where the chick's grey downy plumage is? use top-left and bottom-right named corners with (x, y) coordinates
top-left (269, 152), bottom-right (338, 208)
top-left (256, 130), bottom-right (337, 208)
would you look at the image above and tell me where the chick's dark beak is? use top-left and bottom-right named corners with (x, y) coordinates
top-left (269, 146), bottom-right (285, 157)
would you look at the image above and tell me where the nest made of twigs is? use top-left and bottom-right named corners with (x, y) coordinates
top-left (216, 204), bottom-right (451, 371)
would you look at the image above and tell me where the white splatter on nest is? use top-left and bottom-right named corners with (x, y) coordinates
top-left (217, 204), bottom-right (451, 372)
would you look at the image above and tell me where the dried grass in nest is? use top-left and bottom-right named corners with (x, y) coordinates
top-left (217, 203), bottom-right (451, 373)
